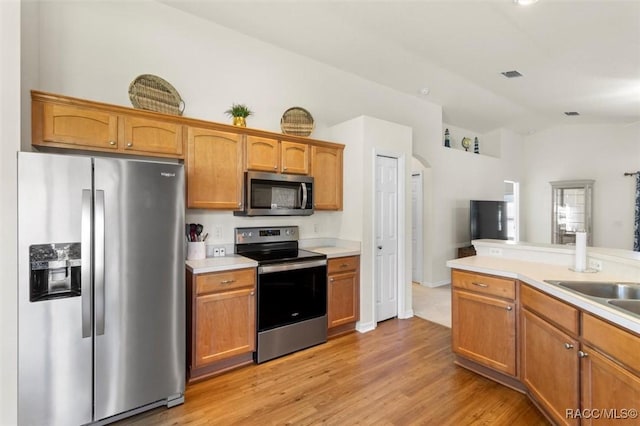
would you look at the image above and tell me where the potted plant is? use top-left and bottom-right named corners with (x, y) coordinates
top-left (224, 103), bottom-right (253, 127)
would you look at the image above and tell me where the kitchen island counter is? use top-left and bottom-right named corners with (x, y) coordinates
top-left (447, 255), bottom-right (640, 334)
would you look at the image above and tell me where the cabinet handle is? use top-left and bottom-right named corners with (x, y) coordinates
top-left (564, 343), bottom-right (574, 349)
top-left (340, 263), bottom-right (349, 268)
top-left (238, 202), bottom-right (242, 207)
top-left (109, 141), bottom-right (116, 146)
top-left (220, 279), bottom-right (236, 285)
top-left (283, 167), bottom-right (288, 170)
top-left (578, 350), bottom-right (588, 358)
top-left (250, 291), bottom-right (255, 296)
top-left (506, 306), bottom-right (513, 311)
top-left (127, 142), bottom-right (133, 147)
top-left (274, 165), bottom-right (277, 170)
top-left (472, 282), bottom-right (488, 288)
top-left (330, 278), bottom-right (334, 282)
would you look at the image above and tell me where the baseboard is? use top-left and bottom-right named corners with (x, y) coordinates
top-left (398, 309), bottom-right (414, 319)
top-left (356, 321), bottom-right (375, 333)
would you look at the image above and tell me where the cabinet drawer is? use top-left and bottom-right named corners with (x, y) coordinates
top-left (196, 268), bottom-right (255, 295)
top-left (328, 256), bottom-right (359, 274)
top-left (582, 313), bottom-right (640, 372)
top-left (521, 285), bottom-right (579, 336)
top-left (452, 269), bottom-right (515, 300)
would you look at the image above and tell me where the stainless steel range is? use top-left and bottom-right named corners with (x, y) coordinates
top-left (235, 226), bottom-right (327, 363)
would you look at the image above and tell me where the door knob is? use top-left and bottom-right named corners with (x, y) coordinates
top-left (377, 245), bottom-right (383, 249)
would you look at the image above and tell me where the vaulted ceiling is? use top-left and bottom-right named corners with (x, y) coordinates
top-left (161, 0), bottom-right (640, 135)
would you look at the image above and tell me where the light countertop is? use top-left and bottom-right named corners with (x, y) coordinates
top-left (186, 255), bottom-right (257, 274)
top-left (447, 256), bottom-right (640, 335)
top-left (307, 246), bottom-right (361, 258)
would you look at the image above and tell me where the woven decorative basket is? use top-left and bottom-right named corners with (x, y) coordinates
top-left (128, 74), bottom-right (185, 116)
top-left (280, 107), bottom-right (314, 136)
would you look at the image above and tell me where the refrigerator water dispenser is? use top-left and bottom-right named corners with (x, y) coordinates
top-left (29, 243), bottom-right (81, 302)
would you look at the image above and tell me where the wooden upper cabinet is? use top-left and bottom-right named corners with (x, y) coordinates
top-left (280, 141), bottom-right (309, 174)
top-left (246, 138), bottom-right (310, 175)
top-left (246, 136), bottom-right (279, 172)
top-left (311, 145), bottom-right (344, 210)
top-left (32, 92), bottom-right (185, 159)
top-left (40, 102), bottom-right (118, 150)
top-left (187, 127), bottom-right (244, 209)
top-left (121, 116), bottom-right (183, 157)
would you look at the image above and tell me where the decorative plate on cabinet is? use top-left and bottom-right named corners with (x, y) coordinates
top-left (280, 107), bottom-right (314, 136)
top-left (128, 74), bottom-right (185, 116)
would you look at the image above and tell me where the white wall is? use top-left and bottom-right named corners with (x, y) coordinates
top-left (332, 116), bottom-right (413, 329)
top-left (522, 124), bottom-right (640, 250)
top-left (1, 1), bottom-right (21, 423)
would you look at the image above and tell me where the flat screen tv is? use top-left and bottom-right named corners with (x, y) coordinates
top-left (470, 200), bottom-right (508, 241)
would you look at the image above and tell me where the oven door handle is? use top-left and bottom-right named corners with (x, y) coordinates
top-left (259, 259), bottom-right (326, 274)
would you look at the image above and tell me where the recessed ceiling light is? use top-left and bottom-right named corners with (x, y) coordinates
top-left (513, 0), bottom-right (539, 5)
top-left (419, 88), bottom-right (430, 96)
top-left (501, 70), bottom-right (523, 78)
top-left (564, 111), bottom-right (580, 116)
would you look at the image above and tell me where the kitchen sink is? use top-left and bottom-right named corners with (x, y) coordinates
top-left (608, 300), bottom-right (640, 316)
top-left (543, 280), bottom-right (640, 319)
top-left (552, 281), bottom-right (640, 300)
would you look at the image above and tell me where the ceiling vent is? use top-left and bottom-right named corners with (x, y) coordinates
top-left (564, 111), bottom-right (580, 116)
top-left (501, 70), bottom-right (523, 78)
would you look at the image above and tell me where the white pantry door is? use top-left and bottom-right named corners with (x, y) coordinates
top-left (375, 155), bottom-right (398, 322)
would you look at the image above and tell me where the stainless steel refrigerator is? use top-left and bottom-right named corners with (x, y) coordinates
top-left (17, 151), bottom-right (185, 425)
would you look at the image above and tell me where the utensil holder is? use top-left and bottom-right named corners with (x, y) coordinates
top-left (186, 242), bottom-right (205, 260)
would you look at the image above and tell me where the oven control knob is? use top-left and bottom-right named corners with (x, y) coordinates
top-left (248, 232), bottom-right (253, 237)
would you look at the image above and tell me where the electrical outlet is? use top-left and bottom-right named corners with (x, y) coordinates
top-left (488, 248), bottom-right (503, 256)
top-left (213, 248), bottom-right (221, 257)
top-left (588, 258), bottom-right (603, 271)
top-left (206, 245), bottom-right (215, 257)
top-left (219, 247), bottom-right (226, 257)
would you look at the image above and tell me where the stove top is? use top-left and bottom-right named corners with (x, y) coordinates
top-left (240, 248), bottom-right (325, 265)
top-left (234, 226), bottom-right (326, 265)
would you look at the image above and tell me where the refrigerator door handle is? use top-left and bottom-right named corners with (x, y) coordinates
top-left (95, 189), bottom-right (106, 336)
top-left (81, 189), bottom-right (92, 338)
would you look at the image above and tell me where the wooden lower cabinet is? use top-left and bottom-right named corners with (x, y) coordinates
top-left (451, 270), bottom-right (517, 377)
top-left (453, 270), bottom-right (640, 426)
top-left (187, 268), bottom-right (256, 383)
top-left (580, 345), bottom-right (640, 425)
top-left (521, 308), bottom-right (580, 426)
top-left (327, 256), bottom-right (359, 337)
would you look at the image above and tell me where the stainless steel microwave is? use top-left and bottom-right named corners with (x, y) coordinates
top-left (234, 171), bottom-right (314, 216)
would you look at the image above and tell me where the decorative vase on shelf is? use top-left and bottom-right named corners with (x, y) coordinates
top-left (224, 103), bottom-right (253, 127)
top-left (444, 128), bottom-right (451, 147)
top-left (232, 116), bottom-right (246, 127)
top-left (474, 137), bottom-right (479, 154)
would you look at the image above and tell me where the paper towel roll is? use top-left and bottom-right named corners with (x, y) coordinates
top-left (574, 231), bottom-right (587, 272)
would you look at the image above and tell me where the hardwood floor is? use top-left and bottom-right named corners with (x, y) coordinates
top-left (117, 318), bottom-right (548, 425)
